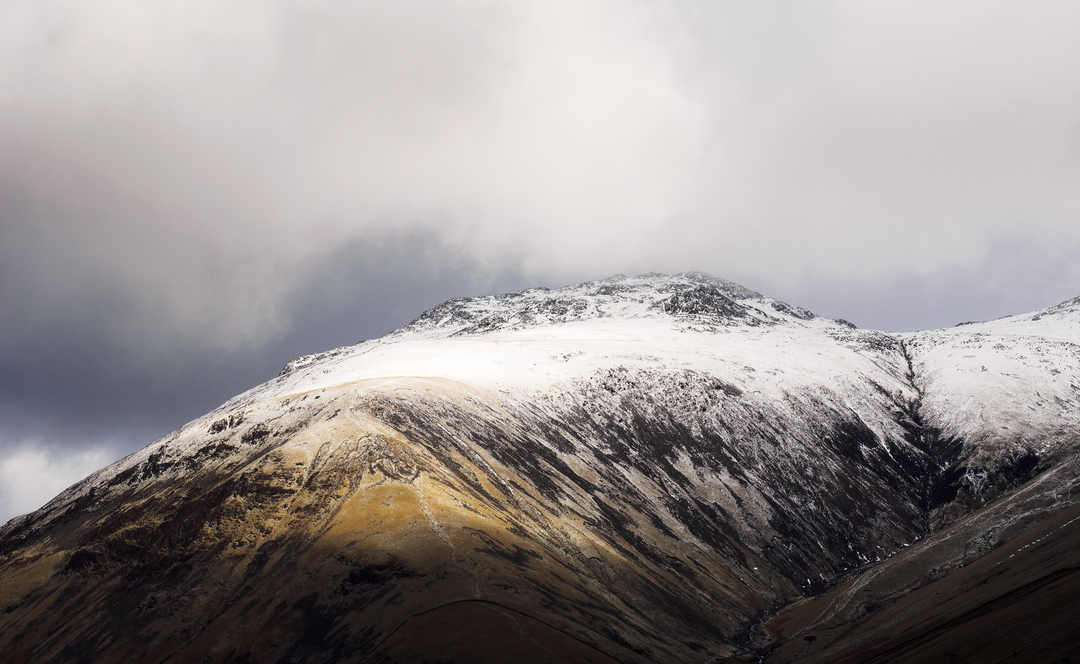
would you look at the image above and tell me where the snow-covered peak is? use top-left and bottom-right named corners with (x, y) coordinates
top-left (273, 273), bottom-right (830, 382)
top-left (390, 271), bottom-right (817, 341)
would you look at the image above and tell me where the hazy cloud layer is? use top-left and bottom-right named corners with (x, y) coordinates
top-left (2, 0), bottom-right (1080, 521)
top-left (0, 442), bottom-right (118, 522)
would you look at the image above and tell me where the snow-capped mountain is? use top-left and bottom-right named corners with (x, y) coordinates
top-left (2, 273), bottom-right (1078, 663)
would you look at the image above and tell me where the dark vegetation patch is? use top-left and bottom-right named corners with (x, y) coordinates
top-left (186, 442), bottom-right (238, 470)
top-left (998, 448), bottom-right (1041, 488)
top-left (825, 419), bottom-right (875, 463)
top-left (241, 422), bottom-right (272, 445)
top-left (335, 556), bottom-right (420, 593)
top-left (63, 548), bottom-right (103, 575)
top-left (465, 527), bottom-right (543, 568)
top-left (953, 448), bottom-right (1044, 511)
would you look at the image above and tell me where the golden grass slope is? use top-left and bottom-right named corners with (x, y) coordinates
top-left (0, 378), bottom-right (772, 662)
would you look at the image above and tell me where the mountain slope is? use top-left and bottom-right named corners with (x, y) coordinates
top-left (759, 296), bottom-right (1080, 662)
top-left (1, 273), bottom-right (1078, 663)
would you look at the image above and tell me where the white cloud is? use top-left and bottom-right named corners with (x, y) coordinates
top-left (0, 442), bottom-right (118, 525)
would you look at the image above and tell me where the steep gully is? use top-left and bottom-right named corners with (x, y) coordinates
top-left (735, 339), bottom-right (964, 659)
top-left (741, 333), bottom-right (1079, 663)
top-left (896, 339), bottom-right (965, 537)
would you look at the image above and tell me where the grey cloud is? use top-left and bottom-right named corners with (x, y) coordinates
top-left (4, 1), bottom-right (1078, 353)
top-left (0, 231), bottom-right (530, 443)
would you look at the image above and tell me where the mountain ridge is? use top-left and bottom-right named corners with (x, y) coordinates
top-left (2, 273), bottom-right (1079, 662)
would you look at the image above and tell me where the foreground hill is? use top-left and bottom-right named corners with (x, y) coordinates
top-left (2, 273), bottom-right (1078, 662)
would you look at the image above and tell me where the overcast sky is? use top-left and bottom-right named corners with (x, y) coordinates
top-left (3, 0), bottom-right (1080, 523)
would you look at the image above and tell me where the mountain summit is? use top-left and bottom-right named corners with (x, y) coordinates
top-left (3, 273), bottom-right (1080, 663)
